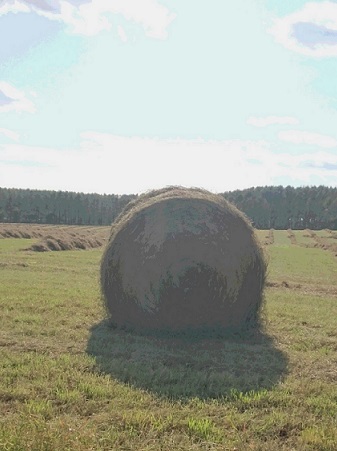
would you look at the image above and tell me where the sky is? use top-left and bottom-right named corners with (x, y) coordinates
top-left (1, 0), bottom-right (337, 195)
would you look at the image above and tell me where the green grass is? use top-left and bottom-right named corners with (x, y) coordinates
top-left (272, 230), bottom-right (292, 247)
top-left (1, 231), bottom-right (337, 450)
top-left (266, 245), bottom-right (337, 287)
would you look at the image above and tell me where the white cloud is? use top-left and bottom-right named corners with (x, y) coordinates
top-left (78, 133), bottom-right (276, 193)
top-left (0, 0), bottom-right (88, 17)
top-left (64, 0), bottom-right (176, 39)
top-left (0, 0), bottom-right (30, 15)
top-left (279, 130), bottom-right (337, 148)
top-left (0, 81), bottom-right (36, 113)
top-left (269, 1), bottom-right (337, 57)
top-left (117, 25), bottom-right (128, 43)
top-left (1, 133), bottom-right (337, 194)
top-left (247, 116), bottom-right (299, 127)
top-left (0, 128), bottom-right (20, 141)
top-left (0, 135), bottom-right (271, 194)
top-left (0, 0), bottom-right (176, 39)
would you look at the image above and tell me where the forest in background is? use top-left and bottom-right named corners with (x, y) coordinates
top-left (0, 185), bottom-right (336, 229)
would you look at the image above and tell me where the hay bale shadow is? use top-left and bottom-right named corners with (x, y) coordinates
top-left (86, 320), bottom-right (288, 400)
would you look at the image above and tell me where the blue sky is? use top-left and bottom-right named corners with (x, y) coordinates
top-left (1, 0), bottom-right (337, 194)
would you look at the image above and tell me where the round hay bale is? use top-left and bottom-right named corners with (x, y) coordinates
top-left (101, 187), bottom-right (266, 333)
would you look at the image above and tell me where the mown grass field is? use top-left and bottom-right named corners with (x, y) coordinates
top-left (1, 226), bottom-right (337, 450)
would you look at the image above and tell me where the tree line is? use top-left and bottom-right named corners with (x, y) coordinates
top-left (223, 185), bottom-right (337, 230)
top-left (0, 188), bottom-right (136, 226)
top-left (0, 185), bottom-right (336, 229)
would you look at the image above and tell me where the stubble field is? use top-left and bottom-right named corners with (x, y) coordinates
top-left (0, 224), bottom-right (337, 450)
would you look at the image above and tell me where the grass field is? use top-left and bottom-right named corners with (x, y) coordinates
top-left (1, 226), bottom-right (337, 450)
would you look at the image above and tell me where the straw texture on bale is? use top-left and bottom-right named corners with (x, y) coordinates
top-left (101, 187), bottom-right (266, 333)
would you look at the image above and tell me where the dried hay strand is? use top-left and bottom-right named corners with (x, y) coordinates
top-left (287, 229), bottom-right (297, 245)
top-left (29, 231), bottom-right (106, 252)
top-left (0, 223), bottom-right (110, 251)
top-left (262, 229), bottom-right (274, 246)
top-left (101, 186), bottom-right (267, 334)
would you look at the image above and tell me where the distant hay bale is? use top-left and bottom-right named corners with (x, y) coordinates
top-left (100, 187), bottom-right (266, 333)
